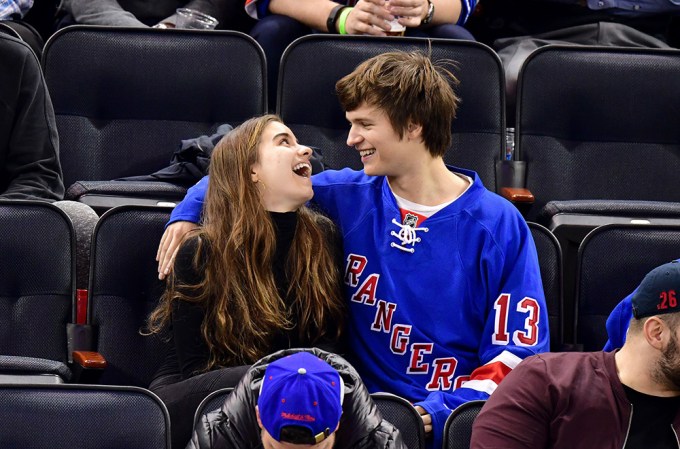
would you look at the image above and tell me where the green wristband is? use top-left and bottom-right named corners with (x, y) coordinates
top-left (337, 7), bottom-right (353, 35)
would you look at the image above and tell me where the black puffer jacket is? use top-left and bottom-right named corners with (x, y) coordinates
top-left (188, 348), bottom-right (406, 449)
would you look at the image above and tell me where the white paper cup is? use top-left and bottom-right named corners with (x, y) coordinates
top-left (384, 1), bottom-right (405, 36)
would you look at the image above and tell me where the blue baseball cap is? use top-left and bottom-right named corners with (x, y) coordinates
top-left (632, 261), bottom-right (680, 319)
top-left (258, 352), bottom-right (344, 444)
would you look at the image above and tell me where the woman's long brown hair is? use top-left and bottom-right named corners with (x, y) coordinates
top-left (146, 115), bottom-right (345, 370)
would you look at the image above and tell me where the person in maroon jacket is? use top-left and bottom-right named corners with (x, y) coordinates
top-left (471, 260), bottom-right (680, 449)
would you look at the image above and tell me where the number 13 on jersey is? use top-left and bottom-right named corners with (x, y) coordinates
top-left (492, 293), bottom-right (540, 346)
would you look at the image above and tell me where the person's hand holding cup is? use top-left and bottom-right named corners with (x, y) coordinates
top-left (384, 0), bottom-right (405, 36)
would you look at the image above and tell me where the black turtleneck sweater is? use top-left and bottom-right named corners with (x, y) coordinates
top-left (152, 212), bottom-right (340, 382)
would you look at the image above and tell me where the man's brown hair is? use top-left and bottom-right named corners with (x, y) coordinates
top-left (335, 51), bottom-right (460, 158)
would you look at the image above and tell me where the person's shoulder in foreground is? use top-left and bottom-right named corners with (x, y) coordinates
top-left (472, 260), bottom-right (680, 449)
top-left (0, 34), bottom-right (64, 201)
top-left (188, 348), bottom-right (406, 449)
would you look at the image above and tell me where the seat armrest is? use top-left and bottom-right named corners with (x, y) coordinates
top-left (73, 351), bottom-right (107, 369)
top-left (500, 187), bottom-right (535, 203)
top-left (71, 351), bottom-right (107, 383)
top-left (0, 355), bottom-right (72, 383)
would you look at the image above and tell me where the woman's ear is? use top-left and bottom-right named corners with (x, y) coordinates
top-left (251, 164), bottom-right (259, 183)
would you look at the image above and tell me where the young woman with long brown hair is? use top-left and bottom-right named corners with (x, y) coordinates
top-left (145, 115), bottom-right (345, 449)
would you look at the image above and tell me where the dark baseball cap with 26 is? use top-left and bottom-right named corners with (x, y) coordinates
top-left (632, 261), bottom-right (680, 319)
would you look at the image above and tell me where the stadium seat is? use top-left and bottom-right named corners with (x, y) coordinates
top-left (86, 205), bottom-right (172, 386)
top-left (192, 387), bottom-right (233, 428)
top-left (528, 222), bottom-right (564, 350)
top-left (371, 392), bottom-right (426, 449)
top-left (0, 200), bottom-right (75, 382)
top-left (575, 224), bottom-right (680, 350)
top-left (506, 45), bottom-right (680, 323)
top-left (277, 35), bottom-right (506, 190)
top-left (443, 400), bottom-right (485, 449)
top-left (511, 45), bottom-right (680, 223)
top-left (42, 26), bottom-right (267, 213)
top-left (0, 384), bottom-right (170, 449)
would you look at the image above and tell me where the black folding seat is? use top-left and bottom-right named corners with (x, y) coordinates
top-left (193, 387), bottom-right (233, 428)
top-left (443, 400), bottom-right (485, 449)
top-left (0, 200), bottom-right (75, 382)
top-left (505, 45), bottom-right (680, 323)
top-left (371, 392), bottom-right (426, 449)
top-left (85, 205), bottom-right (172, 386)
top-left (0, 384), bottom-right (170, 449)
top-left (511, 45), bottom-right (680, 226)
top-left (528, 222), bottom-right (564, 350)
top-left (575, 224), bottom-right (680, 350)
top-left (42, 26), bottom-right (267, 213)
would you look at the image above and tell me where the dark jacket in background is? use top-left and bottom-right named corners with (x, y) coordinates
top-left (0, 33), bottom-right (63, 201)
top-left (188, 348), bottom-right (407, 449)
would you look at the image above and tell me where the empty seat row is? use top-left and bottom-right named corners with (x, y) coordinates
top-left (0, 200), bottom-right (170, 386)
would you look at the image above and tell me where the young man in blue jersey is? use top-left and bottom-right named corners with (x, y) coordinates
top-left (156, 51), bottom-right (549, 448)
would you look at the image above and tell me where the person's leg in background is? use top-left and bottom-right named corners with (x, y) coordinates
top-left (250, 15), bottom-right (311, 111)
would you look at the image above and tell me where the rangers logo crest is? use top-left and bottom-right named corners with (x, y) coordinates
top-left (403, 213), bottom-right (419, 228)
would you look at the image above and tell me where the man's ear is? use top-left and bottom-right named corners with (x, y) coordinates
top-left (256, 405), bottom-right (264, 429)
top-left (406, 122), bottom-right (423, 141)
top-left (643, 316), bottom-right (667, 350)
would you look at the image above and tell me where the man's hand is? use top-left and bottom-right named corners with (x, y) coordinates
top-left (387, 0), bottom-right (429, 27)
top-left (156, 221), bottom-right (199, 280)
top-left (344, 0), bottom-right (394, 35)
top-left (415, 405), bottom-right (432, 433)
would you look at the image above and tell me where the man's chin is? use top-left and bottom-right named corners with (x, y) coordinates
top-left (362, 164), bottom-right (380, 176)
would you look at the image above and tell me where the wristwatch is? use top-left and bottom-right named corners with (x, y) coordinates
top-left (326, 4), bottom-right (346, 33)
top-left (421, 0), bottom-right (434, 25)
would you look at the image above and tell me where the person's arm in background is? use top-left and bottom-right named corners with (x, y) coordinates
top-left (0, 0), bottom-right (32, 20)
top-left (256, 0), bottom-right (393, 35)
top-left (470, 355), bottom-right (552, 449)
top-left (62, 0), bottom-right (146, 26)
top-left (390, 0), bottom-right (476, 28)
top-left (156, 176), bottom-right (208, 279)
top-left (415, 217), bottom-right (550, 449)
top-left (1, 38), bottom-right (63, 201)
